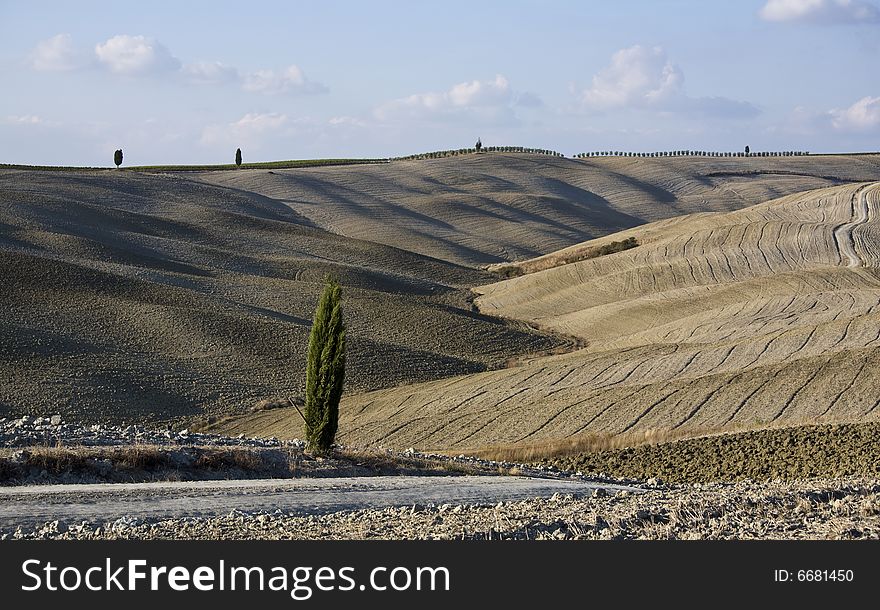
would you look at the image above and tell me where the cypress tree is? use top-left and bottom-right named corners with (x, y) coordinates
top-left (114, 149), bottom-right (123, 168)
top-left (235, 148), bottom-right (242, 167)
top-left (304, 276), bottom-right (346, 454)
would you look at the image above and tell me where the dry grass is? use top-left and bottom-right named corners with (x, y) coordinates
top-left (0, 445), bottom-right (294, 484)
top-left (460, 418), bottom-right (842, 463)
top-left (489, 236), bottom-right (639, 277)
top-left (113, 446), bottom-right (170, 470)
top-left (333, 448), bottom-right (496, 476)
top-left (191, 449), bottom-right (267, 471)
top-left (462, 426), bottom-right (733, 463)
top-left (249, 396), bottom-right (304, 414)
top-left (0, 443), bottom-right (524, 486)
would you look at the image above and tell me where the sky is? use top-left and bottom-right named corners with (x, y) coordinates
top-left (1, 0), bottom-right (879, 166)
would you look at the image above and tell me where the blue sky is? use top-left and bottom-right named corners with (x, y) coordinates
top-left (1, 0), bottom-right (879, 165)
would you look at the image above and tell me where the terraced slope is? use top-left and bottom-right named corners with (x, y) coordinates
top-left (217, 182), bottom-right (880, 451)
top-left (0, 169), bottom-right (559, 423)
top-left (198, 154), bottom-right (880, 266)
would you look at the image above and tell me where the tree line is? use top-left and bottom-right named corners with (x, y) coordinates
top-left (574, 150), bottom-right (810, 158)
top-left (389, 145), bottom-right (565, 161)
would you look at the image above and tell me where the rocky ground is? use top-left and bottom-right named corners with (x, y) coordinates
top-left (6, 478), bottom-right (880, 540)
top-left (0, 414), bottom-right (296, 448)
top-left (5, 417), bottom-right (880, 540)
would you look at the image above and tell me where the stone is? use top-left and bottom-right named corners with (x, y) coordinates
top-left (11, 449), bottom-right (31, 463)
top-left (50, 415), bottom-right (62, 426)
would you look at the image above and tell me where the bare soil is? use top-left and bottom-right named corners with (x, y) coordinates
top-left (546, 422), bottom-right (880, 483)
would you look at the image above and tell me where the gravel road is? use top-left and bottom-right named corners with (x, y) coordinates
top-left (0, 476), bottom-right (637, 530)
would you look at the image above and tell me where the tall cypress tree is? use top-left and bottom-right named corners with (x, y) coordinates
top-left (304, 276), bottom-right (346, 453)
top-left (235, 148), bottom-right (242, 166)
top-left (114, 149), bottom-right (123, 168)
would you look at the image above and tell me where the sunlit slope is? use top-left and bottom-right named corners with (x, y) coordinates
top-left (197, 154), bottom-right (880, 266)
top-left (315, 183), bottom-right (880, 450)
top-left (475, 183), bottom-right (873, 342)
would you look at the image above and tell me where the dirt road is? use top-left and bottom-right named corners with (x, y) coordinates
top-left (834, 184), bottom-right (873, 267)
top-left (0, 476), bottom-right (638, 530)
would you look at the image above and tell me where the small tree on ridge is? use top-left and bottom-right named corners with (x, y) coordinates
top-left (235, 148), bottom-right (242, 167)
top-left (114, 149), bottom-right (123, 168)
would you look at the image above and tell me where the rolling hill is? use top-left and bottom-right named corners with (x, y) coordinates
top-left (0, 168), bottom-right (559, 423)
top-left (215, 181), bottom-right (880, 451)
top-left (197, 153), bottom-right (880, 266)
top-left (3, 153), bottom-right (880, 428)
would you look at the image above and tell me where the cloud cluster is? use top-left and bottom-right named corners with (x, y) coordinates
top-left (778, 96), bottom-right (880, 137)
top-left (759, 0), bottom-right (880, 24)
top-left (28, 34), bottom-right (83, 71)
top-left (4, 114), bottom-right (43, 125)
top-left (179, 61), bottom-right (239, 85)
top-left (578, 45), bottom-right (759, 119)
top-left (581, 46), bottom-right (683, 109)
top-left (94, 35), bottom-right (180, 75)
top-left (831, 96), bottom-right (880, 129)
top-left (375, 75), bottom-right (540, 124)
top-left (29, 34), bottom-right (326, 95)
top-left (242, 65), bottom-right (327, 95)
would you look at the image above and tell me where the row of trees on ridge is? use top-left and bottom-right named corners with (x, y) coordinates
top-left (574, 149), bottom-right (810, 158)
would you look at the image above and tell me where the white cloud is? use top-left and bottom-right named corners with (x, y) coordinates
top-left (200, 112), bottom-right (293, 148)
top-left (776, 97), bottom-right (880, 136)
top-left (759, 0), bottom-right (880, 23)
top-left (328, 116), bottom-right (367, 127)
top-left (831, 96), bottom-right (880, 129)
top-left (582, 46), bottom-right (683, 109)
top-left (5, 114), bottom-right (43, 125)
top-left (94, 35), bottom-right (180, 75)
top-left (578, 45), bottom-right (759, 119)
top-left (447, 75), bottom-right (512, 107)
top-left (242, 65), bottom-right (327, 95)
top-left (30, 34), bottom-right (327, 97)
top-left (375, 75), bottom-right (539, 124)
top-left (181, 61), bottom-right (239, 85)
top-left (29, 34), bottom-right (84, 71)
